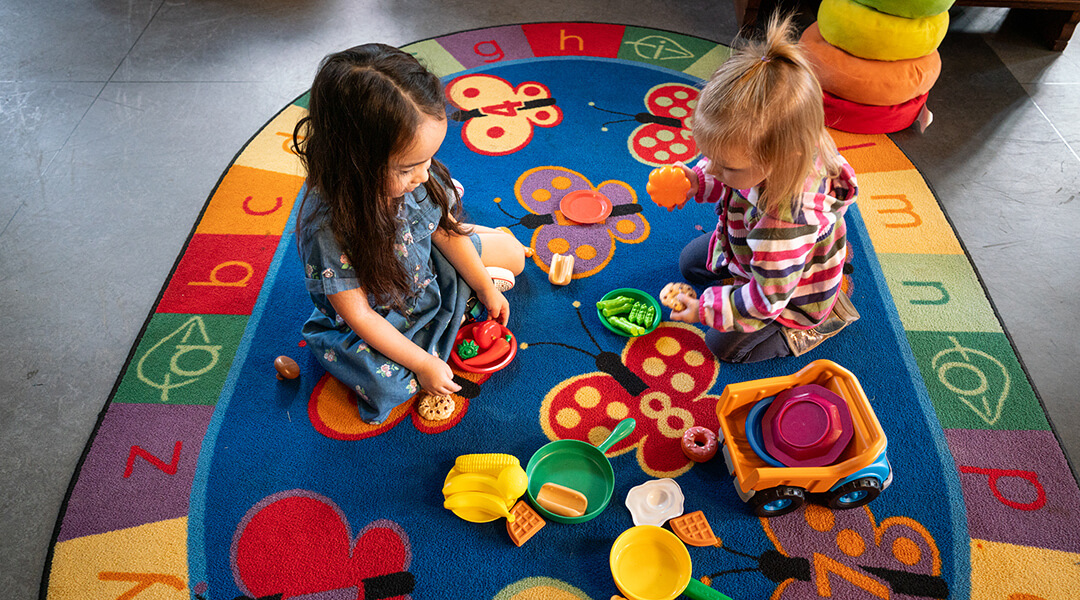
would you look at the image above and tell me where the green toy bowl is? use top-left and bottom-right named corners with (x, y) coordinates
top-left (597, 288), bottom-right (661, 337)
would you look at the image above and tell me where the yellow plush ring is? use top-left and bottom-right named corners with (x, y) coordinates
top-left (818, 0), bottom-right (949, 61)
top-left (801, 22), bottom-right (941, 106)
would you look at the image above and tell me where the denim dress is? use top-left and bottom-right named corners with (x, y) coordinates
top-left (298, 184), bottom-right (478, 422)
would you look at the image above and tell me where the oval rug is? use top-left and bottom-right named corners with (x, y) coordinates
top-left (42, 22), bottom-right (1080, 600)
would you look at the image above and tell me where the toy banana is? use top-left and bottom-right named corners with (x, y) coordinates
top-left (443, 491), bottom-right (517, 522)
top-left (442, 472), bottom-right (505, 498)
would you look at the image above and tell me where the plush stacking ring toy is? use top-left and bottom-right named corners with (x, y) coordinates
top-left (800, 22), bottom-right (941, 106)
top-left (818, 0), bottom-right (949, 61)
top-left (854, 0), bottom-right (955, 19)
top-left (823, 90), bottom-right (928, 134)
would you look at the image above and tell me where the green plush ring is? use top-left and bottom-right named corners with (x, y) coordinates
top-left (818, 0), bottom-right (949, 61)
top-left (853, 0), bottom-right (954, 19)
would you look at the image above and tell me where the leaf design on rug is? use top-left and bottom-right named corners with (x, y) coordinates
top-left (529, 304), bottom-right (720, 478)
top-left (703, 504), bottom-right (948, 600)
top-left (931, 336), bottom-right (1010, 426)
top-left (231, 490), bottom-right (414, 600)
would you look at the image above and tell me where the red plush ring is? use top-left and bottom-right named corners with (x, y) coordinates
top-left (681, 426), bottom-right (718, 463)
top-left (823, 90), bottom-right (929, 135)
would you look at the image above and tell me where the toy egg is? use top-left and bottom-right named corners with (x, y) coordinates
top-left (624, 478), bottom-right (685, 527)
top-left (761, 384), bottom-right (853, 467)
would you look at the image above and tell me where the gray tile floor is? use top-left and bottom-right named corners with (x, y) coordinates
top-left (1, 2), bottom-right (1076, 598)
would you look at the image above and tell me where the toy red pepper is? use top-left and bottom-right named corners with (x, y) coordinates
top-left (473, 321), bottom-right (502, 350)
top-left (463, 336), bottom-right (511, 366)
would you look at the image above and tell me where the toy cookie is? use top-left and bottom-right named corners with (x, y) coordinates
top-left (417, 393), bottom-right (455, 421)
top-left (659, 282), bottom-right (697, 312)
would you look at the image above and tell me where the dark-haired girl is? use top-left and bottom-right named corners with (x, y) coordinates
top-left (293, 43), bottom-right (526, 423)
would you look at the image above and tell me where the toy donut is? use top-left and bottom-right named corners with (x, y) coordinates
top-left (681, 426), bottom-right (718, 463)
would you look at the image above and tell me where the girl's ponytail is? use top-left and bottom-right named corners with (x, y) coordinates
top-left (693, 13), bottom-right (841, 216)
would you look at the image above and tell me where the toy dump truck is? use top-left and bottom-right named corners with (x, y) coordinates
top-left (716, 360), bottom-right (892, 517)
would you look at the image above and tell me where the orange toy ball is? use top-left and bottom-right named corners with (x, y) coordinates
top-left (646, 166), bottom-right (691, 211)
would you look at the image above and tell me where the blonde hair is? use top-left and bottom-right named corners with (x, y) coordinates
top-left (692, 13), bottom-right (841, 216)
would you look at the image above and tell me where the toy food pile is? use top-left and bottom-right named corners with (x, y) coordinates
top-left (443, 453), bottom-right (528, 523)
top-left (801, 0), bottom-right (953, 133)
top-left (451, 320), bottom-right (516, 374)
top-left (597, 294), bottom-right (657, 336)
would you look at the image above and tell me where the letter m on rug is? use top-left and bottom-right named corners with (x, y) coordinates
top-left (124, 441), bottom-right (183, 478)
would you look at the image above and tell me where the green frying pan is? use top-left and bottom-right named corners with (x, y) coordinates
top-left (525, 418), bottom-right (636, 524)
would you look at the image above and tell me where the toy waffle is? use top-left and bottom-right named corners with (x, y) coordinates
top-left (506, 500), bottom-right (546, 547)
top-left (669, 510), bottom-right (722, 547)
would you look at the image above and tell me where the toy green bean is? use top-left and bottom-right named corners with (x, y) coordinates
top-left (607, 315), bottom-right (645, 336)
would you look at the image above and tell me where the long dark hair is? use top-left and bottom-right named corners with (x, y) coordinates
top-left (293, 43), bottom-right (467, 310)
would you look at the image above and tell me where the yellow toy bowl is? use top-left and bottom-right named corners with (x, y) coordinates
top-left (610, 526), bottom-right (732, 600)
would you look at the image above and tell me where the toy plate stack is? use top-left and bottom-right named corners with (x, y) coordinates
top-left (801, 0), bottom-right (955, 133)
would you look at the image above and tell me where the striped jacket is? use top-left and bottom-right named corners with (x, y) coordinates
top-left (692, 154), bottom-right (858, 332)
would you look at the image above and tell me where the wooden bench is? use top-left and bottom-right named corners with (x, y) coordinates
top-left (734, 0), bottom-right (1080, 50)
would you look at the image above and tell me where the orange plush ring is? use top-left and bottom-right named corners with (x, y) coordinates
top-left (801, 22), bottom-right (940, 107)
top-left (681, 426), bottom-right (718, 462)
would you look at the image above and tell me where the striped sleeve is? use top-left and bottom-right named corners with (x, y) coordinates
top-left (698, 212), bottom-right (820, 332)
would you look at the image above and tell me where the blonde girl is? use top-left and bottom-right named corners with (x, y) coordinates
top-left (669, 14), bottom-right (859, 362)
top-left (293, 44), bottom-right (526, 423)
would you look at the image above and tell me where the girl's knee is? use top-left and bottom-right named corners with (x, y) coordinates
top-left (480, 229), bottom-right (527, 275)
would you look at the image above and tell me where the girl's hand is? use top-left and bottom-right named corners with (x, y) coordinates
top-left (480, 288), bottom-right (510, 325)
top-left (416, 354), bottom-right (462, 396)
top-left (676, 162), bottom-right (698, 200)
top-left (669, 294), bottom-right (700, 324)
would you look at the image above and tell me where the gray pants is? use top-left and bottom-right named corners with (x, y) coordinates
top-left (679, 235), bottom-right (792, 363)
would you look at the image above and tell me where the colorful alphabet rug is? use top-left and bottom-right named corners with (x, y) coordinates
top-left (42, 23), bottom-right (1080, 600)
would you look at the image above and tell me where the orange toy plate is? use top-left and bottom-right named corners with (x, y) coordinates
top-left (560, 190), bottom-right (613, 223)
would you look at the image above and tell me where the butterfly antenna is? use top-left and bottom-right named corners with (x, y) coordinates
top-left (588, 103), bottom-right (640, 129)
top-left (706, 567), bottom-right (759, 578)
top-left (574, 302), bottom-right (604, 353)
top-left (719, 545), bottom-right (759, 559)
top-left (588, 102), bottom-right (634, 118)
top-left (492, 199), bottom-right (523, 225)
top-left (601, 118), bottom-right (638, 128)
top-left (522, 341), bottom-right (596, 358)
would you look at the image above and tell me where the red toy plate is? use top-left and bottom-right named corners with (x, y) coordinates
top-left (559, 190), bottom-right (612, 224)
top-left (450, 321), bottom-right (517, 374)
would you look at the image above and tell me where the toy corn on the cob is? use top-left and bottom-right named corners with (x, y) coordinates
top-left (454, 453), bottom-right (520, 475)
